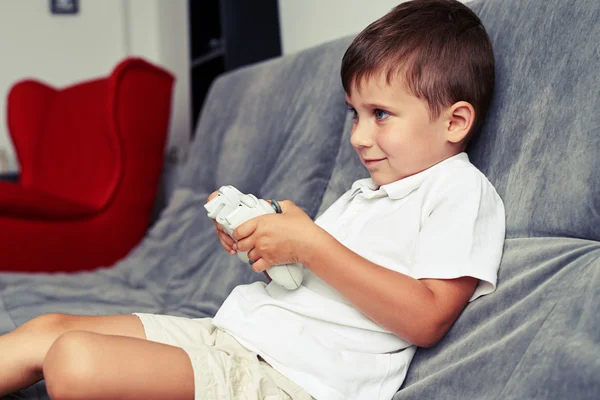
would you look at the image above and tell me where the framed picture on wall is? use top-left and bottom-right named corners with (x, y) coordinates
top-left (50, 0), bottom-right (79, 15)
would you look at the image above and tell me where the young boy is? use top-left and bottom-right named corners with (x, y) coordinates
top-left (0, 0), bottom-right (504, 399)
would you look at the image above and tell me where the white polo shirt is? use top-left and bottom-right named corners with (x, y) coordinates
top-left (212, 152), bottom-right (505, 400)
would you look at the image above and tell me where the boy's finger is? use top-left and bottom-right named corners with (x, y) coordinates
top-left (277, 199), bottom-right (291, 213)
top-left (217, 231), bottom-right (235, 244)
top-left (219, 237), bottom-right (236, 255)
top-left (232, 219), bottom-right (258, 241)
top-left (206, 190), bottom-right (219, 203)
top-left (218, 230), bottom-right (235, 246)
top-left (213, 220), bottom-right (226, 233)
top-left (250, 258), bottom-right (268, 273)
top-left (235, 236), bottom-right (254, 253)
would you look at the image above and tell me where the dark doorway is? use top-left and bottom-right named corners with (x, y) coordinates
top-left (188, 0), bottom-right (282, 134)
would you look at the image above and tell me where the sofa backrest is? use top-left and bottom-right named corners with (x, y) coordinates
top-left (466, 0), bottom-right (600, 242)
top-left (178, 37), bottom-right (354, 218)
top-left (137, 38), bottom-right (356, 310)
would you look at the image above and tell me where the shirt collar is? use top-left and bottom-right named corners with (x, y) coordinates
top-left (349, 152), bottom-right (469, 200)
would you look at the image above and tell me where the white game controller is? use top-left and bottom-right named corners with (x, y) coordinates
top-left (204, 185), bottom-right (304, 290)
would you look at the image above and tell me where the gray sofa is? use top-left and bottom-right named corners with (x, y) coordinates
top-left (1, 0), bottom-right (598, 398)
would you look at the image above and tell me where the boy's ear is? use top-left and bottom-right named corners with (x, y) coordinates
top-left (445, 101), bottom-right (475, 144)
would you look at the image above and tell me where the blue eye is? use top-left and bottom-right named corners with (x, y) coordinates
top-left (374, 109), bottom-right (390, 120)
top-left (347, 106), bottom-right (358, 120)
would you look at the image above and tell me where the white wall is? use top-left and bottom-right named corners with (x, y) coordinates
top-left (127, 0), bottom-right (191, 158)
top-left (0, 0), bottom-right (190, 172)
top-left (278, 0), bottom-right (467, 55)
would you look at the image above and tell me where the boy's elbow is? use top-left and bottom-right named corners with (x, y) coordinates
top-left (411, 334), bottom-right (444, 347)
top-left (414, 330), bottom-right (445, 348)
top-left (402, 319), bottom-right (453, 348)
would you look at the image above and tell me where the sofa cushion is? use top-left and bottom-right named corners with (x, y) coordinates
top-left (398, 238), bottom-right (600, 399)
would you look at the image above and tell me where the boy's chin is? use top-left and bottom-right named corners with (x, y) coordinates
top-left (370, 174), bottom-right (397, 187)
top-left (370, 171), bottom-right (417, 186)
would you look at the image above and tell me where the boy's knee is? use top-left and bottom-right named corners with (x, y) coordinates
top-left (44, 331), bottom-right (98, 400)
top-left (20, 313), bottom-right (69, 335)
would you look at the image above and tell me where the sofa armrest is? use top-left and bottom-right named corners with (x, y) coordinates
top-left (0, 181), bottom-right (99, 219)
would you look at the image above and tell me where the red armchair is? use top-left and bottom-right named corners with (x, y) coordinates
top-left (0, 58), bottom-right (175, 273)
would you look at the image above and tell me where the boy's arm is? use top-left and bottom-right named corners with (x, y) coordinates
top-left (300, 172), bottom-right (503, 348)
top-left (233, 174), bottom-right (504, 347)
top-left (302, 228), bottom-right (478, 348)
top-left (234, 206), bottom-right (477, 348)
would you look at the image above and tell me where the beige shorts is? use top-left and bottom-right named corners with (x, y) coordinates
top-left (133, 313), bottom-right (313, 400)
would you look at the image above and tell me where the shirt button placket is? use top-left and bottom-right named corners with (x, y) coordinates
top-left (333, 195), bottom-right (362, 241)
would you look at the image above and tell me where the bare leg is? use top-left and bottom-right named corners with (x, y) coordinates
top-left (44, 331), bottom-right (194, 400)
top-left (0, 313), bottom-right (147, 396)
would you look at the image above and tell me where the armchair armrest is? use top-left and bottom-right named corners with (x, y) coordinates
top-left (0, 181), bottom-right (99, 219)
top-left (7, 80), bottom-right (56, 185)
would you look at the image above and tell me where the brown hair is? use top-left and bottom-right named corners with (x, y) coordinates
top-left (341, 0), bottom-right (495, 139)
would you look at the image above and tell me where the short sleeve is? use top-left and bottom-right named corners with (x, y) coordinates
top-left (409, 169), bottom-right (506, 302)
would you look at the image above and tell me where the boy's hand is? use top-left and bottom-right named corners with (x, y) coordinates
top-left (232, 200), bottom-right (322, 273)
top-left (206, 191), bottom-right (237, 256)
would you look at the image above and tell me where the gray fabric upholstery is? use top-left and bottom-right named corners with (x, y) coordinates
top-left (1, 0), bottom-right (598, 398)
top-left (398, 237), bottom-right (600, 399)
top-left (467, 0), bottom-right (600, 242)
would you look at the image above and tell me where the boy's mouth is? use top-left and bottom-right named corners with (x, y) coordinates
top-left (363, 158), bottom-right (386, 167)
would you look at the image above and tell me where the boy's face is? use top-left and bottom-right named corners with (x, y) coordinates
top-left (345, 73), bottom-right (458, 186)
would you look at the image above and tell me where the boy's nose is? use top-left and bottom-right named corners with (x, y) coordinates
top-left (350, 123), bottom-right (374, 148)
